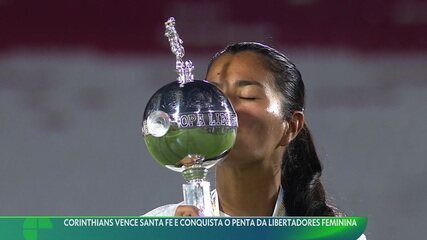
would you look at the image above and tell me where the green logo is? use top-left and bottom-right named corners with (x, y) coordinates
top-left (23, 218), bottom-right (53, 240)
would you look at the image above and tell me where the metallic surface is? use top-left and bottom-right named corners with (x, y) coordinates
top-left (142, 80), bottom-right (237, 173)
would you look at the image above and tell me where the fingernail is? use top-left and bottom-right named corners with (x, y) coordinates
top-left (198, 210), bottom-right (205, 217)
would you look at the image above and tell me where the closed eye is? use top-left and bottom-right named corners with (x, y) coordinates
top-left (239, 96), bottom-right (257, 100)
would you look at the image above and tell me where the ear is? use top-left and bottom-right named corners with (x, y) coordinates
top-left (279, 111), bottom-right (305, 146)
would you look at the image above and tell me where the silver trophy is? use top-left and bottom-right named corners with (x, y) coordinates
top-left (142, 17), bottom-right (238, 216)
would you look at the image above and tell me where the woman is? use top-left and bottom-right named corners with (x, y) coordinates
top-left (146, 42), bottom-right (339, 217)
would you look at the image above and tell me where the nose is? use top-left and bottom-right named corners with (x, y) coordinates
top-left (215, 84), bottom-right (241, 113)
top-left (227, 95), bottom-right (239, 109)
top-left (223, 93), bottom-right (242, 117)
top-left (218, 87), bottom-right (235, 106)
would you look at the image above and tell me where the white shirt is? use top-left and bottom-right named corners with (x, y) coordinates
top-left (143, 189), bottom-right (366, 239)
top-left (143, 188), bottom-right (285, 217)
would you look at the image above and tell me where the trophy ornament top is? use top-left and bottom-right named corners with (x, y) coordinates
top-left (164, 17), bottom-right (194, 87)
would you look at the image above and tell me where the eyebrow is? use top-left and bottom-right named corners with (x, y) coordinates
top-left (210, 80), bottom-right (264, 89)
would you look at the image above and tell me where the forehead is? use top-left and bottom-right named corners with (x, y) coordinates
top-left (207, 51), bottom-right (274, 84)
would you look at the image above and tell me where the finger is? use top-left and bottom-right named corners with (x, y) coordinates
top-left (176, 209), bottom-right (198, 216)
top-left (175, 205), bottom-right (200, 216)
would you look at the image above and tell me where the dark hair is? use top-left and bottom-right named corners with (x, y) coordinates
top-left (208, 42), bottom-right (337, 216)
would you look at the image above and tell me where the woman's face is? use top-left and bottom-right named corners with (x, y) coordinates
top-left (206, 51), bottom-right (290, 167)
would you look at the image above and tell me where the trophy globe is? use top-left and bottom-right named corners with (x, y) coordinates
top-left (142, 18), bottom-right (238, 216)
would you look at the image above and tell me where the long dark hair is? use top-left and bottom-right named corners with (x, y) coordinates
top-left (208, 42), bottom-right (336, 216)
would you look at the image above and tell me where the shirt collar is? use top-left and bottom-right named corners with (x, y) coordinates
top-left (212, 187), bottom-right (286, 216)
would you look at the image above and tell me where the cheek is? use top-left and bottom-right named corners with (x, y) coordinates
top-left (234, 106), bottom-right (264, 129)
top-left (227, 104), bottom-right (286, 162)
top-left (233, 102), bottom-right (266, 128)
top-left (266, 98), bottom-right (283, 118)
top-left (236, 105), bottom-right (284, 137)
top-left (265, 88), bottom-right (284, 118)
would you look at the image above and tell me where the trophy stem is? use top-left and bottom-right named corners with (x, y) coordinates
top-left (182, 180), bottom-right (213, 216)
top-left (182, 165), bottom-right (213, 216)
top-left (182, 166), bottom-right (207, 182)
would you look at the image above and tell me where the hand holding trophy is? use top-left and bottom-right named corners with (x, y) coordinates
top-left (142, 17), bottom-right (238, 216)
